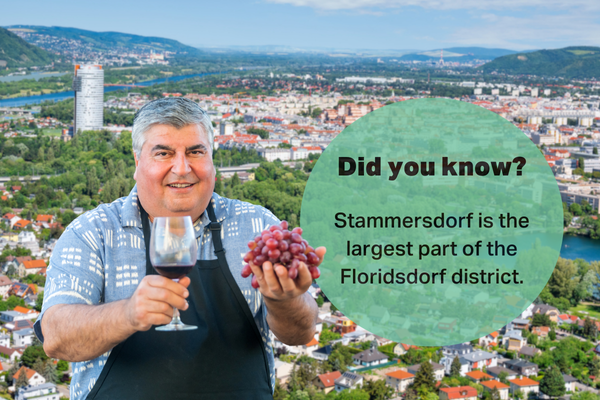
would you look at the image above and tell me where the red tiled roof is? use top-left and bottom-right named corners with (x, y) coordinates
top-left (13, 366), bottom-right (37, 380)
top-left (305, 337), bottom-right (319, 347)
top-left (510, 377), bottom-right (539, 387)
top-left (482, 380), bottom-right (509, 390)
top-left (466, 371), bottom-right (493, 380)
top-left (22, 259), bottom-right (47, 269)
top-left (440, 386), bottom-right (478, 399)
top-left (318, 371), bottom-right (342, 387)
top-left (13, 220), bottom-right (31, 228)
top-left (386, 370), bottom-right (414, 380)
top-left (35, 214), bottom-right (53, 222)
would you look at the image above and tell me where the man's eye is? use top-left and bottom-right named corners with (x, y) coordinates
top-left (190, 150), bottom-right (205, 156)
top-left (155, 152), bottom-right (169, 157)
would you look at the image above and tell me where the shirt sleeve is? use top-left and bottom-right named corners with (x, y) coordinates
top-left (34, 225), bottom-right (105, 342)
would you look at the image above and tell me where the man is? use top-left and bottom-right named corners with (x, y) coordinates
top-left (35, 98), bottom-right (323, 399)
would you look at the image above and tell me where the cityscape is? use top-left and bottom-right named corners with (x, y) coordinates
top-left (0, 4), bottom-right (600, 400)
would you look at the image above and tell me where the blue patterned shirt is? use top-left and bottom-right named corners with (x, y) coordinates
top-left (34, 185), bottom-right (279, 399)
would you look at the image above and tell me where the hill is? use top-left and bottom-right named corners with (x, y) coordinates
top-left (480, 46), bottom-right (600, 78)
top-left (6, 25), bottom-right (203, 56)
top-left (398, 47), bottom-right (517, 62)
top-left (0, 27), bottom-right (55, 68)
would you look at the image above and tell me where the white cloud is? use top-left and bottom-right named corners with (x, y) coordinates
top-left (447, 13), bottom-right (600, 50)
top-left (265, 0), bottom-right (599, 11)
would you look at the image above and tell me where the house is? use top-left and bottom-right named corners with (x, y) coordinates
top-left (511, 318), bottom-right (529, 330)
top-left (3, 213), bottom-right (21, 228)
top-left (0, 345), bottom-right (21, 361)
top-left (460, 350), bottom-right (497, 371)
top-left (274, 360), bottom-right (293, 383)
top-left (465, 370), bottom-right (493, 383)
top-left (13, 306), bottom-right (38, 319)
top-left (439, 386), bottom-right (478, 400)
top-left (531, 326), bottom-right (550, 337)
top-left (13, 366), bottom-right (46, 387)
top-left (15, 382), bottom-right (59, 400)
top-left (519, 346), bottom-right (541, 359)
top-left (558, 314), bottom-right (579, 326)
top-left (18, 259), bottom-right (47, 278)
top-left (314, 371), bottom-right (342, 394)
top-left (352, 347), bottom-right (389, 367)
top-left (373, 335), bottom-right (393, 346)
top-left (13, 220), bottom-right (31, 230)
top-left (35, 215), bottom-right (54, 224)
top-left (563, 374), bottom-right (577, 392)
top-left (0, 275), bottom-right (12, 299)
top-left (0, 311), bottom-right (30, 323)
top-left (438, 317), bottom-right (457, 332)
top-left (502, 331), bottom-right (526, 351)
top-left (479, 331), bottom-right (499, 347)
top-left (509, 377), bottom-right (539, 397)
top-left (334, 371), bottom-right (363, 392)
top-left (311, 345), bottom-right (332, 361)
top-left (487, 367), bottom-right (518, 381)
top-left (408, 361), bottom-right (445, 381)
top-left (503, 360), bottom-right (539, 377)
top-left (394, 343), bottom-right (419, 355)
top-left (441, 355), bottom-right (470, 376)
top-left (301, 337), bottom-right (319, 356)
top-left (4, 319), bottom-right (34, 332)
top-left (481, 380), bottom-right (510, 400)
top-left (385, 369), bottom-right (414, 393)
top-left (0, 333), bottom-right (9, 348)
top-left (532, 304), bottom-right (559, 322)
top-left (8, 282), bottom-right (34, 298)
top-left (13, 328), bottom-right (35, 348)
top-left (442, 343), bottom-right (474, 357)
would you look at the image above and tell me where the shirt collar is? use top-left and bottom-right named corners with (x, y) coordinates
top-left (121, 185), bottom-right (229, 236)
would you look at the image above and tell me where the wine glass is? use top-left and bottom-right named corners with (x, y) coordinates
top-left (149, 216), bottom-right (198, 331)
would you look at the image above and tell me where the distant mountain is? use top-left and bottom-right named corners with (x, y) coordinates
top-left (7, 25), bottom-right (204, 56)
top-left (398, 47), bottom-right (517, 62)
top-left (200, 45), bottom-right (420, 57)
top-left (0, 26), bottom-right (55, 67)
top-left (480, 46), bottom-right (600, 78)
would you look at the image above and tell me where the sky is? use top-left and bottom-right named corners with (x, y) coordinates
top-left (1, 0), bottom-right (599, 52)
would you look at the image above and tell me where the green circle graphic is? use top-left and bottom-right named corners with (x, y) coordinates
top-left (301, 98), bottom-right (563, 346)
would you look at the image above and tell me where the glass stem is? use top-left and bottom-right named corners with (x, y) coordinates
top-left (171, 308), bottom-right (182, 325)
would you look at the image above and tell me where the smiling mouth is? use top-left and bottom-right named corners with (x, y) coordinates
top-left (168, 183), bottom-right (195, 188)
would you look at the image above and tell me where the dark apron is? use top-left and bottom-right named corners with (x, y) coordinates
top-left (86, 203), bottom-right (273, 399)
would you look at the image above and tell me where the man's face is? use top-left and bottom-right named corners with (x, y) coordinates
top-left (134, 123), bottom-right (215, 221)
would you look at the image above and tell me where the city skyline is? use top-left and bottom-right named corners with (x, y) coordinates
top-left (0, 0), bottom-right (598, 52)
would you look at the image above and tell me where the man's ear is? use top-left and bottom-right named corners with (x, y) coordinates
top-left (133, 151), bottom-right (139, 180)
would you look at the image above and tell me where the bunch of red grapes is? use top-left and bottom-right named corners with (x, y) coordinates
top-left (241, 220), bottom-right (321, 289)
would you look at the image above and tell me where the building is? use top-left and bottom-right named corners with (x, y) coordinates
top-left (13, 328), bottom-right (35, 348)
top-left (334, 371), bottom-right (363, 392)
top-left (385, 370), bottom-right (414, 393)
top-left (439, 386), bottom-right (478, 400)
top-left (16, 382), bottom-right (59, 400)
top-left (73, 64), bottom-right (104, 133)
top-left (502, 359), bottom-right (539, 377)
top-left (13, 366), bottom-right (46, 387)
top-left (481, 380), bottom-right (510, 400)
top-left (18, 259), bottom-right (47, 278)
top-left (0, 345), bottom-right (21, 361)
top-left (465, 370), bottom-right (493, 383)
top-left (408, 361), bottom-right (445, 381)
top-left (0, 275), bottom-right (12, 299)
top-left (0, 311), bottom-right (30, 323)
top-left (532, 304), bottom-right (560, 322)
top-left (352, 347), bottom-right (389, 367)
top-left (509, 377), bottom-right (539, 397)
top-left (219, 122), bottom-right (233, 136)
top-left (0, 333), bottom-right (9, 348)
top-left (314, 371), bottom-right (342, 394)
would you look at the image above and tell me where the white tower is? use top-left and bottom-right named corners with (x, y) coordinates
top-left (73, 64), bottom-right (104, 133)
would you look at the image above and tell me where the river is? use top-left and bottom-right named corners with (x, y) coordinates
top-left (560, 234), bottom-right (600, 263)
top-left (0, 71), bottom-right (225, 108)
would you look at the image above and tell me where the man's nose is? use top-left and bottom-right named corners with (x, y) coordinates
top-left (171, 152), bottom-right (192, 176)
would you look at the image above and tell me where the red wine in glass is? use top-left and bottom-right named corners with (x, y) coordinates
top-left (150, 216), bottom-right (198, 331)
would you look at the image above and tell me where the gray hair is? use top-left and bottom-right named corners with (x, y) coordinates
top-left (132, 97), bottom-right (214, 157)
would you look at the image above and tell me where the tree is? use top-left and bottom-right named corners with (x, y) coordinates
top-left (490, 387), bottom-right (501, 400)
top-left (514, 389), bottom-right (525, 400)
top-left (588, 355), bottom-right (600, 377)
top-left (362, 379), bottom-right (395, 400)
top-left (450, 356), bottom-right (461, 378)
top-left (7, 363), bottom-right (19, 385)
top-left (578, 157), bottom-right (585, 170)
top-left (42, 360), bottom-right (58, 383)
top-left (584, 318), bottom-right (598, 340)
top-left (531, 313), bottom-right (552, 327)
top-left (316, 295), bottom-right (324, 308)
top-left (32, 357), bottom-right (45, 374)
top-left (21, 345), bottom-right (48, 368)
top-left (594, 147), bottom-right (598, 155)
top-left (549, 328), bottom-right (556, 341)
top-left (539, 365), bottom-right (565, 398)
top-left (230, 172), bottom-right (241, 187)
top-left (35, 291), bottom-right (44, 312)
top-left (498, 372), bottom-right (509, 385)
top-left (412, 361), bottom-right (436, 392)
top-left (15, 368), bottom-right (28, 389)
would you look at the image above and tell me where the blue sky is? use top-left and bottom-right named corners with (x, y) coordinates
top-left (1, 0), bottom-right (598, 51)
